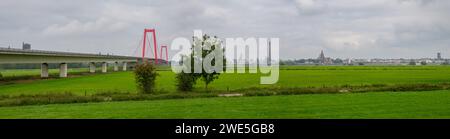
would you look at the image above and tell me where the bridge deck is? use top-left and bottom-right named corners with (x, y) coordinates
top-left (0, 47), bottom-right (139, 59)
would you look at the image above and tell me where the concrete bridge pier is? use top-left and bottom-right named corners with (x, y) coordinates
top-left (41, 63), bottom-right (49, 78)
top-left (89, 62), bottom-right (96, 73)
top-left (59, 63), bottom-right (67, 78)
top-left (114, 62), bottom-right (119, 71)
top-left (122, 62), bottom-right (127, 71)
top-left (102, 62), bottom-right (108, 73)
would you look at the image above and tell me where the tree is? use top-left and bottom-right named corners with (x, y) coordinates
top-left (175, 34), bottom-right (224, 91)
top-left (333, 58), bottom-right (343, 64)
top-left (420, 61), bottom-right (427, 65)
top-left (198, 35), bottom-right (223, 90)
top-left (0, 72), bottom-right (2, 80)
top-left (409, 60), bottom-right (416, 66)
top-left (134, 62), bottom-right (159, 94)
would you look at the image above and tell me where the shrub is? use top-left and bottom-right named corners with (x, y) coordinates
top-left (176, 71), bottom-right (198, 92)
top-left (134, 62), bottom-right (159, 94)
top-left (420, 61), bottom-right (427, 65)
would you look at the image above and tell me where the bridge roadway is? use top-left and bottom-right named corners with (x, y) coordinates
top-left (0, 47), bottom-right (145, 78)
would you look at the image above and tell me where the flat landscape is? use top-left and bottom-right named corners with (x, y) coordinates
top-left (1, 65), bottom-right (450, 118)
top-left (0, 90), bottom-right (449, 118)
top-left (1, 66), bottom-right (450, 95)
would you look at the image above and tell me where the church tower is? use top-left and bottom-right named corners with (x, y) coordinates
top-left (318, 50), bottom-right (326, 64)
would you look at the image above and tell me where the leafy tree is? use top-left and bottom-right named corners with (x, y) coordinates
top-left (420, 61), bottom-right (427, 65)
top-left (198, 35), bottom-right (223, 90)
top-left (333, 58), bottom-right (343, 64)
top-left (409, 60), bottom-right (416, 66)
top-left (175, 34), bottom-right (224, 91)
top-left (134, 62), bottom-right (158, 94)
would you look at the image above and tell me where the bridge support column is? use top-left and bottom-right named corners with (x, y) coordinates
top-left (59, 63), bottom-right (67, 78)
top-left (122, 62), bottom-right (127, 71)
top-left (102, 62), bottom-right (107, 73)
top-left (41, 63), bottom-right (49, 78)
top-left (89, 62), bottom-right (96, 73)
top-left (114, 62), bottom-right (119, 71)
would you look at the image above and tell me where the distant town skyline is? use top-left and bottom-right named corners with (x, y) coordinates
top-left (0, 0), bottom-right (449, 59)
top-left (289, 50), bottom-right (447, 60)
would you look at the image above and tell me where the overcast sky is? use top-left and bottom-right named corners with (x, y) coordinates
top-left (0, 0), bottom-right (449, 59)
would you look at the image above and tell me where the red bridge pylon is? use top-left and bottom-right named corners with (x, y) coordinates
top-left (160, 45), bottom-right (169, 64)
top-left (142, 28), bottom-right (158, 64)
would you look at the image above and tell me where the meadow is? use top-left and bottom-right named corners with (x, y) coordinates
top-left (0, 68), bottom-right (88, 77)
top-left (0, 90), bottom-right (449, 118)
top-left (1, 65), bottom-right (450, 118)
top-left (1, 66), bottom-right (450, 96)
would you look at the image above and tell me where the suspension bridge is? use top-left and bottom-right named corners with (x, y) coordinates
top-left (0, 28), bottom-right (169, 78)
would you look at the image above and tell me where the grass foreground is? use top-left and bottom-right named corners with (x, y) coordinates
top-left (0, 90), bottom-right (449, 119)
top-left (1, 66), bottom-right (450, 119)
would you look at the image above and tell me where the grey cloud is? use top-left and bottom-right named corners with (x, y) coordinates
top-left (0, 0), bottom-right (449, 59)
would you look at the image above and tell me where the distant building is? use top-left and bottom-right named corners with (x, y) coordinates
top-left (318, 50), bottom-right (325, 62)
top-left (344, 58), bottom-right (352, 64)
top-left (317, 50), bottom-right (332, 65)
top-left (22, 42), bottom-right (31, 50)
top-left (437, 52), bottom-right (442, 60)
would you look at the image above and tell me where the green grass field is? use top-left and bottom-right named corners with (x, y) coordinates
top-left (0, 90), bottom-right (449, 118)
top-left (1, 66), bottom-right (450, 95)
top-left (1, 65), bottom-right (450, 118)
top-left (0, 68), bottom-right (89, 77)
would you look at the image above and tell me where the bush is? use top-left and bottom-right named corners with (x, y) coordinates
top-left (134, 62), bottom-right (158, 94)
top-left (176, 71), bottom-right (198, 92)
top-left (420, 61), bottom-right (427, 65)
